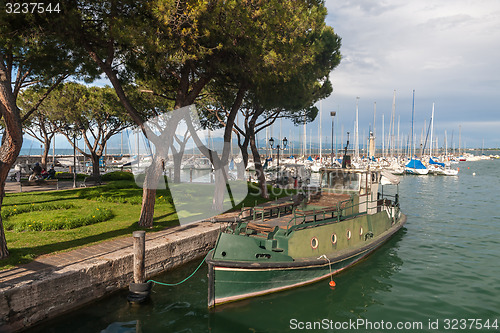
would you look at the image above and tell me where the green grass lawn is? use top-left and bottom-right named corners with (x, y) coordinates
top-left (1, 177), bottom-right (293, 270)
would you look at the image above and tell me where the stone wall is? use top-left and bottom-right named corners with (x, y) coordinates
top-left (0, 222), bottom-right (221, 332)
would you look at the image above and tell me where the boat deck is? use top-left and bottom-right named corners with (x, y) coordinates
top-left (296, 193), bottom-right (351, 211)
top-left (243, 193), bottom-right (352, 234)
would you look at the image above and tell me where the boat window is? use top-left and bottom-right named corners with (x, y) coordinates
top-left (346, 230), bottom-right (352, 240)
top-left (322, 170), bottom-right (360, 192)
top-left (321, 172), bottom-right (329, 188)
top-left (331, 233), bottom-right (337, 245)
top-left (311, 237), bottom-right (319, 249)
top-left (360, 173), bottom-right (369, 194)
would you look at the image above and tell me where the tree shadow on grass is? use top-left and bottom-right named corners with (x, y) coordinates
top-left (2, 195), bottom-right (80, 208)
top-left (152, 211), bottom-right (179, 223)
top-left (1, 212), bottom-right (180, 270)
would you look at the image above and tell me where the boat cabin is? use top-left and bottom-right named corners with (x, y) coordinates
top-left (319, 168), bottom-right (399, 215)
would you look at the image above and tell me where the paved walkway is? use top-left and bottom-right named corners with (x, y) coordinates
top-left (4, 180), bottom-right (86, 194)
top-left (0, 222), bottom-right (214, 288)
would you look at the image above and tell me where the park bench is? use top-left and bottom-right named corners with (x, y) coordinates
top-left (9, 172), bottom-right (28, 181)
top-left (80, 175), bottom-right (102, 187)
top-left (56, 172), bottom-right (74, 180)
top-left (19, 179), bottom-right (59, 192)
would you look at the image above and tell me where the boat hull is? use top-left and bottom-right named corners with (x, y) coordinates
top-left (207, 213), bottom-right (406, 307)
top-left (405, 167), bottom-right (429, 175)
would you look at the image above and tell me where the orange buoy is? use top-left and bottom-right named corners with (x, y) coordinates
top-left (329, 280), bottom-right (336, 288)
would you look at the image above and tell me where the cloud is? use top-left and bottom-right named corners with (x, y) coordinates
top-left (421, 14), bottom-right (475, 31)
top-left (323, 0), bottom-right (500, 144)
top-left (337, 0), bottom-right (399, 16)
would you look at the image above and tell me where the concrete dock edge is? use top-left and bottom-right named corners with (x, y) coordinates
top-left (0, 222), bottom-right (221, 332)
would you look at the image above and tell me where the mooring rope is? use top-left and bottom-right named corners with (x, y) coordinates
top-left (147, 248), bottom-right (214, 287)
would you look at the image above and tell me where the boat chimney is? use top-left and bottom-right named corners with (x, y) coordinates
top-left (342, 132), bottom-right (351, 168)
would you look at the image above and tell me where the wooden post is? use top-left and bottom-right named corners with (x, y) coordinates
top-left (133, 230), bottom-right (146, 284)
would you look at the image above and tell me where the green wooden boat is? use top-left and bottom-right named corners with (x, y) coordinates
top-left (206, 167), bottom-right (406, 308)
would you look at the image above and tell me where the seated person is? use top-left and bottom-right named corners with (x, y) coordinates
top-left (41, 168), bottom-right (49, 179)
top-left (28, 163), bottom-right (42, 181)
top-left (46, 166), bottom-right (56, 180)
top-left (32, 162), bottom-right (42, 177)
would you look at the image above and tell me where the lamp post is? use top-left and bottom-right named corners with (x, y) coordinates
top-left (269, 136), bottom-right (287, 183)
top-left (330, 111), bottom-right (336, 165)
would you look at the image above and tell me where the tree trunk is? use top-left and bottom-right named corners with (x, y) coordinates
top-left (249, 130), bottom-right (268, 199)
top-left (171, 140), bottom-right (187, 184)
top-left (239, 143), bottom-right (249, 168)
top-left (237, 139), bottom-right (249, 180)
top-left (41, 140), bottom-right (51, 169)
top-left (138, 154), bottom-right (165, 228)
top-left (139, 187), bottom-right (157, 228)
top-left (172, 153), bottom-right (182, 183)
top-left (0, 73), bottom-right (24, 258)
top-left (212, 165), bottom-right (224, 211)
top-left (91, 153), bottom-right (101, 177)
top-left (0, 181), bottom-right (10, 258)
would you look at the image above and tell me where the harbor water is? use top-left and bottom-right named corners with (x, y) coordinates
top-left (27, 160), bottom-right (500, 332)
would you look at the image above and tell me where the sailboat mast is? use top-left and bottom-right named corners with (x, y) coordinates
top-left (355, 97), bottom-right (359, 159)
top-left (265, 120), bottom-right (269, 158)
top-left (303, 116), bottom-right (306, 157)
top-left (445, 130), bottom-right (448, 160)
top-left (391, 90), bottom-right (396, 157)
top-left (410, 89), bottom-right (415, 158)
top-left (309, 129), bottom-right (312, 156)
top-left (319, 100), bottom-right (322, 159)
top-left (373, 102), bottom-right (376, 157)
top-left (458, 125), bottom-right (462, 156)
top-left (382, 114), bottom-right (385, 157)
top-left (430, 103), bottom-right (434, 157)
top-left (397, 116), bottom-right (400, 158)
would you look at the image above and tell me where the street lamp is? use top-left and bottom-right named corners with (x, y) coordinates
top-left (330, 111), bottom-right (336, 165)
top-left (269, 136), bottom-right (288, 184)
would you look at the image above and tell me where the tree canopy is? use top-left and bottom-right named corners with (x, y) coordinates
top-left (0, 0), bottom-right (342, 255)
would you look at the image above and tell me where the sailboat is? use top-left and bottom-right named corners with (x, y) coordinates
top-left (428, 157), bottom-right (458, 176)
top-left (405, 90), bottom-right (429, 175)
top-left (405, 158), bottom-right (429, 175)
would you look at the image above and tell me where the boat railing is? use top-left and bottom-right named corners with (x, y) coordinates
top-left (235, 192), bottom-right (399, 236)
top-left (284, 193), bottom-right (399, 235)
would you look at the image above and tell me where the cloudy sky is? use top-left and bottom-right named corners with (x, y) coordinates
top-left (314, 0), bottom-right (500, 149)
top-left (39, 1), bottom-right (500, 152)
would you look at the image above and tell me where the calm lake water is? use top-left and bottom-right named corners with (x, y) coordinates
top-left (27, 160), bottom-right (500, 332)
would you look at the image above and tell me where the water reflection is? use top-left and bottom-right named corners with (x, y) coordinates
top-left (207, 231), bottom-right (405, 333)
top-left (27, 229), bottom-right (405, 333)
top-left (24, 160), bottom-right (500, 332)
